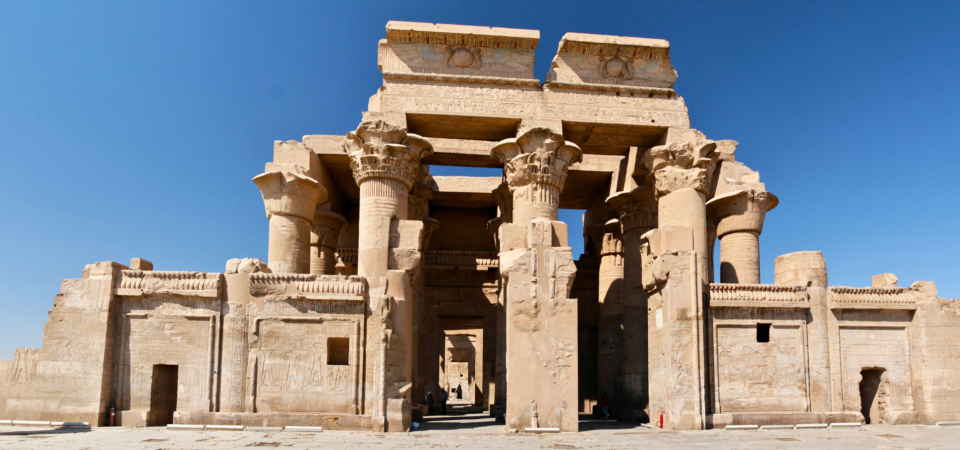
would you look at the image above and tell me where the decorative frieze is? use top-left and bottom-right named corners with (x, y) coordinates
top-left (115, 270), bottom-right (221, 298)
top-left (709, 283), bottom-right (809, 308)
top-left (829, 286), bottom-right (918, 310)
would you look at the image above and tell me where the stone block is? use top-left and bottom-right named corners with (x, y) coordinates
top-left (389, 220), bottom-right (424, 250)
top-left (225, 258), bottom-right (269, 274)
top-left (273, 140), bottom-right (321, 180)
top-left (872, 273), bottom-right (898, 288)
top-left (499, 223), bottom-right (527, 252)
top-left (129, 258), bottom-right (153, 271)
top-left (661, 226), bottom-right (694, 252)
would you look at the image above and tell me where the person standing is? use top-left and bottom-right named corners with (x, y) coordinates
top-left (440, 389), bottom-right (449, 414)
top-left (456, 384), bottom-right (462, 399)
top-left (602, 391), bottom-right (611, 419)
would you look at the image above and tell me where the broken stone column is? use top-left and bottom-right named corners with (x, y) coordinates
top-left (641, 226), bottom-right (706, 430)
top-left (606, 186), bottom-right (657, 421)
top-left (310, 210), bottom-right (347, 275)
top-left (491, 127), bottom-right (582, 432)
top-left (706, 156), bottom-right (778, 284)
top-left (253, 165), bottom-right (326, 274)
top-left (775, 251), bottom-right (833, 412)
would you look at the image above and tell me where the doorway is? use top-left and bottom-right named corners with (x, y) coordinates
top-left (148, 364), bottom-right (179, 426)
top-left (859, 368), bottom-right (884, 424)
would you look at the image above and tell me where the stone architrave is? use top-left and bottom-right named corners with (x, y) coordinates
top-left (606, 186), bottom-right (657, 421)
top-left (253, 168), bottom-right (326, 274)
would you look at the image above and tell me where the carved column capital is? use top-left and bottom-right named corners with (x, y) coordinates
top-left (706, 189), bottom-right (778, 237)
top-left (491, 128), bottom-right (581, 223)
top-left (408, 167), bottom-right (439, 221)
top-left (491, 127), bottom-right (583, 192)
top-left (343, 120), bottom-right (434, 189)
top-left (253, 170), bottom-right (326, 221)
top-left (607, 186), bottom-right (657, 236)
top-left (642, 140), bottom-right (717, 198)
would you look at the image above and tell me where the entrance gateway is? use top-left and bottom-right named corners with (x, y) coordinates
top-left (1, 21), bottom-right (959, 432)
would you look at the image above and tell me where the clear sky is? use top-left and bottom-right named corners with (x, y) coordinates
top-left (0, 1), bottom-right (958, 358)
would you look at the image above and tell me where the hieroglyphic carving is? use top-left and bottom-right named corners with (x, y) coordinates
top-left (252, 318), bottom-right (359, 413)
top-left (377, 81), bottom-right (690, 128)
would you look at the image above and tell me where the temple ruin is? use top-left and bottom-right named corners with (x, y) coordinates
top-left (1, 21), bottom-right (959, 432)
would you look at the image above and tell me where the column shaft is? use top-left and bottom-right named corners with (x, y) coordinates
top-left (267, 214), bottom-right (311, 274)
top-left (719, 231), bottom-right (760, 284)
top-left (596, 235), bottom-right (623, 411)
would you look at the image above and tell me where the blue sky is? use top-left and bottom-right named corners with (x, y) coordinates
top-left (0, 1), bottom-right (958, 357)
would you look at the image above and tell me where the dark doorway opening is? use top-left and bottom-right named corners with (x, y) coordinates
top-left (859, 368), bottom-right (884, 424)
top-left (147, 364), bottom-right (178, 426)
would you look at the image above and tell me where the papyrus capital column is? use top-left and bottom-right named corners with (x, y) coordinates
top-left (606, 185), bottom-right (657, 420)
top-left (343, 120), bottom-right (433, 284)
top-left (254, 169), bottom-right (326, 274)
top-left (491, 127), bottom-right (582, 224)
top-left (706, 189), bottom-right (778, 284)
top-left (642, 140), bottom-right (717, 283)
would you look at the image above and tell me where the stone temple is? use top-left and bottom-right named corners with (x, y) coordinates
top-left (1, 21), bottom-right (959, 432)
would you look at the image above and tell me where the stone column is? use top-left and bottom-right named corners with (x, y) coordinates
top-left (344, 120), bottom-right (433, 432)
top-left (596, 220), bottom-right (624, 413)
top-left (491, 127), bottom-right (583, 432)
top-left (642, 140), bottom-right (717, 284)
top-left (489, 182), bottom-right (511, 422)
top-left (311, 210), bottom-right (347, 275)
top-left (707, 190), bottom-right (777, 284)
top-left (639, 139), bottom-right (717, 431)
top-left (253, 169), bottom-right (326, 274)
top-left (607, 186), bottom-right (657, 421)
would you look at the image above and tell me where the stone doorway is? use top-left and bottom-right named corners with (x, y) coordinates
top-left (147, 364), bottom-right (178, 426)
top-left (859, 368), bottom-right (885, 424)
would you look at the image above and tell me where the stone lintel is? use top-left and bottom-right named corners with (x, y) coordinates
top-left (547, 32), bottom-right (678, 91)
top-left (380, 22), bottom-right (539, 83)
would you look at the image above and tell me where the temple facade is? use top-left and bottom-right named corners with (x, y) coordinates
top-left (1, 21), bottom-right (959, 432)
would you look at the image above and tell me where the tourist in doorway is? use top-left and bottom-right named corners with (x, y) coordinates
top-left (440, 389), bottom-right (449, 414)
top-left (456, 384), bottom-right (463, 399)
top-left (425, 391), bottom-right (434, 415)
top-left (602, 392), bottom-right (611, 419)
